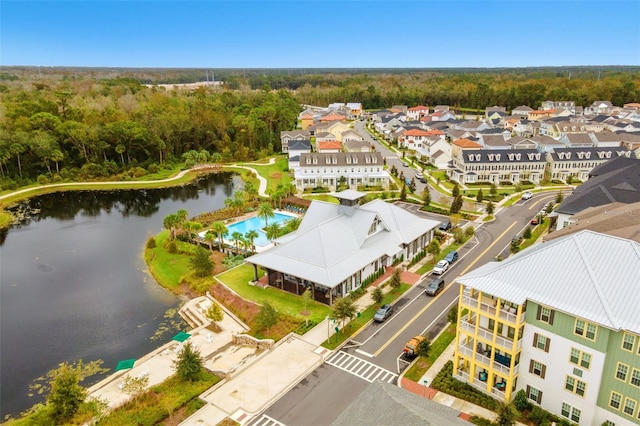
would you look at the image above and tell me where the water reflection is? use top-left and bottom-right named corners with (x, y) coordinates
top-left (0, 172), bottom-right (236, 418)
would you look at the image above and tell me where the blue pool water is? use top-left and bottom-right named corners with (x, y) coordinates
top-left (226, 212), bottom-right (293, 247)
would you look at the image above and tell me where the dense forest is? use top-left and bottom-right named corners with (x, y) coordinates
top-left (0, 66), bottom-right (638, 189)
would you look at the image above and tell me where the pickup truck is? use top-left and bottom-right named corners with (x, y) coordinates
top-left (403, 335), bottom-right (426, 358)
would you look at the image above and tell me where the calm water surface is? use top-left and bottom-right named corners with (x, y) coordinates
top-left (0, 173), bottom-right (238, 418)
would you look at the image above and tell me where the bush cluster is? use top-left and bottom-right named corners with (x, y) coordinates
top-left (431, 361), bottom-right (498, 411)
top-left (361, 267), bottom-right (385, 287)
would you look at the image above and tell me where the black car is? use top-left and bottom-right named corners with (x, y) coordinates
top-left (438, 220), bottom-right (452, 231)
top-left (374, 304), bottom-right (394, 322)
top-left (444, 250), bottom-right (459, 264)
top-left (425, 278), bottom-right (445, 296)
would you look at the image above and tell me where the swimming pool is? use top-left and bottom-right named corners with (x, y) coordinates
top-left (225, 212), bottom-right (294, 247)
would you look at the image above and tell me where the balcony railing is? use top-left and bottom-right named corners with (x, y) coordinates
top-left (457, 343), bottom-right (513, 376)
top-left (461, 290), bottom-right (525, 324)
top-left (460, 317), bottom-right (520, 351)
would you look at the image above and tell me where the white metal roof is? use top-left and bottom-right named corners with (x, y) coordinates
top-left (457, 230), bottom-right (640, 333)
top-left (247, 199), bottom-right (440, 289)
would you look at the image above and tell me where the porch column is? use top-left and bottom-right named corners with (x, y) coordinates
top-left (252, 264), bottom-right (258, 281)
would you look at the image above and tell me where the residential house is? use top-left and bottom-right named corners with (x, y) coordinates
top-left (485, 106), bottom-right (507, 119)
top-left (554, 156), bottom-right (640, 230)
top-left (532, 135), bottom-right (566, 153)
top-left (341, 129), bottom-right (365, 144)
top-left (541, 100), bottom-right (576, 115)
top-left (447, 129), bottom-right (475, 142)
top-left (457, 121), bottom-right (491, 132)
top-left (480, 134), bottom-right (511, 150)
top-left (316, 131), bottom-right (337, 143)
top-left (346, 102), bottom-right (363, 120)
top-left (589, 131), bottom-right (622, 148)
top-left (512, 105), bottom-right (533, 117)
top-left (545, 147), bottom-right (631, 184)
top-left (280, 130), bottom-right (311, 153)
top-left (513, 120), bottom-right (535, 137)
top-left (453, 230), bottom-right (640, 426)
top-left (620, 133), bottom-right (640, 157)
top-left (317, 140), bottom-right (342, 153)
top-left (320, 112), bottom-right (347, 123)
top-left (286, 139), bottom-right (312, 170)
top-left (506, 136), bottom-right (536, 150)
top-left (449, 149), bottom-right (545, 185)
top-left (343, 139), bottom-right (372, 153)
top-left (299, 110), bottom-right (315, 130)
top-left (306, 122), bottom-right (332, 137)
top-left (294, 152), bottom-right (389, 192)
top-left (451, 138), bottom-right (483, 158)
top-left (585, 101), bottom-right (617, 116)
top-left (399, 128), bottom-right (445, 151)
top-left (433, 105), bottom-right (450, 111)
top-left (326, 121), bottom-right (353, 141)
top-left (246, 190), bottom-right (440, 305)
top-left (406, 105), bottom-right (430, 121)
top-left (428, 109), bottom-right (456, 122)
top-left (528, 110), bottom-right (555, 121)
top-left (391, 105), bottom-right (408, 114)
top-left (559, 133), bottom-right (595, 148)
top-left (544, 202), bottom-right (640, 244)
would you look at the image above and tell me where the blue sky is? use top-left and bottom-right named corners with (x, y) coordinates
top-left (2, 1), bottom-right (639, 68)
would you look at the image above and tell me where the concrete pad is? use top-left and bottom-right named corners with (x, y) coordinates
top-left (198, 336), bottom-right (324, 417)
top-left (432, 391), bottom-right (457, 407)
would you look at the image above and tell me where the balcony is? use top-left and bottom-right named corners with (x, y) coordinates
top-left (459, 316), bottom-right (520, 351)
top-left (461, 291), bottom-right (524, 324)
top-left (457, 343), bottom-right (513, 376)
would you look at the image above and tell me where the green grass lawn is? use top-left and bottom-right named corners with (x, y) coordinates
top-left (146, 231), bottom-right (197, 290)
top-left (519, 219), bottom-right (551, 251)
top-left (216, 264), bottom-right (332, 323)
top-left (237, 156), bottom-right (291, 193)
top-left (403, 324), bottom-right (456, 382)
top-left (96, 373), bottom-right (219, 426)
top-left (301, 194), bottom-right (339, 203)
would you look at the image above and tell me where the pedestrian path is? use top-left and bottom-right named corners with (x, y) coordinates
top-left (325, 351), bottom-right (397, 383)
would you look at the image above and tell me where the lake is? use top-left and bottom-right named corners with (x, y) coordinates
top-left (0, 172), bottom-right (238, 419)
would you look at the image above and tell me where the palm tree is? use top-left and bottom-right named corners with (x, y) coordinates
top-left (233, 191), bottom-right (245, 214)
top-left (245, 229), bottom-right (259, 252)
top-left (258, 202), bottom-right (275, 228)
top-left (163, 213), bottom-right (179, 240)
top-left (231, 231), bottom-right (242, 253)
top-left (204, 231), bottom-right (216, 251)
top-left (265, 222), bottom-right (281, 241)
top-left (211, 221), bottom-right (228, 251)
top-left (175, 209), bottom-right (189, 237)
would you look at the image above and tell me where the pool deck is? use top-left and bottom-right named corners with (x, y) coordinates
top-left (198, 209), bottom-right (300, 253)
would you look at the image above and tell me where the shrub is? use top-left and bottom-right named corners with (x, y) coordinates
top-left (146, 237), bottom-right (157, 249)
top-left (513, 389), bottom-right (530, 412)
top-left (37, 174), bottom-right (50, 185)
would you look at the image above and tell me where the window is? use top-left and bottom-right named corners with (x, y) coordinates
top-left (616, 363), bottom-right (629, 382)
top-left (530, 360), bottom-right (546, 378)
top-left (610, 392), bottom-right (622, 410)
top-left (565, 376), bottom-right (586, 397)
top-left (632, 369), bottom-right (640, 387)
top-left (561, 403), bottom-right (581, 422)
top-left (574, 318), bottom-right (597, 340)
top-left (533, 333), bottom-right (550, 352)
top-left (569, 348), bottom-right (591, 369)
top-left (622, 333), bottom-right (636, 351)
top-left (526, 385), bottom-right (542, 403)
top-left (624, 398), bottom-right (636, 416)
top-left (536, 305), bottom-right (554, 324)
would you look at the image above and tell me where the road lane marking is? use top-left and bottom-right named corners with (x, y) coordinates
top-left (373, 221), bottom-right (517, 357)
top-left (355, 349), bottom-right (373, 358)
top-left (325, 351), bottom-right (397, 383)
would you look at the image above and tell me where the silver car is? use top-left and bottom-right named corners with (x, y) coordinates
top-left (432, 260), bottom-right (449, 275)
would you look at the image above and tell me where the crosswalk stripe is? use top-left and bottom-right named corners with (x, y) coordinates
top-left (249, 414), bottom-right (287, 426)
top-left (325, 351), bottom-right (398, 384)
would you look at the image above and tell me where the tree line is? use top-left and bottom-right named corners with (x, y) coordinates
top-left (1, 68), bottom-right (638, 190)
top-left (0, 77), bottom-right (299, 188)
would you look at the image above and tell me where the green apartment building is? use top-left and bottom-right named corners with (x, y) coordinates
top-left (453, 230), bottom-right (640, 425)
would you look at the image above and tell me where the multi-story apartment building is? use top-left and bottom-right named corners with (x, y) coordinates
top-left (453, 230), bottom-right (640, 425)
top-left (545, 147), bottom-right (631, 183)
top-left (294, 152), bottom-right (389, 191)
top-left (449, 149), bottom-right (545, 185)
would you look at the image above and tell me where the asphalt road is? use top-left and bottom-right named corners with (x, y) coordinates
top-left (252, 191), bottom-right (565, 426)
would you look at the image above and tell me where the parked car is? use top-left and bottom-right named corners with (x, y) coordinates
top-left (415, 172), bottom-right (426, 183)
top-left (374, 304), bottom-right (394, 322)
top-left (401, 161), bottom-right (409, 167)
top-left (425, 277), bottom-right (445, 296)
top-left (432, 260), bottom-right (449, 275)
top-left (522, 191), bottom-right (533, 200)
top-left (438, 220), bottom-right (452, 232)
top-left (444, 250), bottom-right (458, 264)
top-left (531, 216), bottom-right (540, 225)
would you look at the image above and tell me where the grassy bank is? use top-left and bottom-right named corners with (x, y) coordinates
top-left (403, 324), bottom-right (456, 382)
top-left (216, 264), bottom-right (332, 323)
top-left (145, 231), bottom-right (197, 290)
